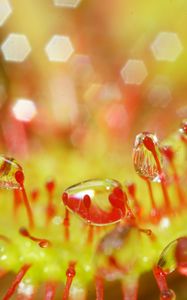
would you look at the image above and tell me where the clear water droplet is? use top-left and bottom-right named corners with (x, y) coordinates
top-left (63, 179), bottom-right (125, 226)
top-left (158, 239), bottom-right (178, 274)
top-left (0, 155), bottom-right (23, 189)
top-left (175, 237), bottom-right (187, 276)
top-left (133, 132), bottom-right (163, 182)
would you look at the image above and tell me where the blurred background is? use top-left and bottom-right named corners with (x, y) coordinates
top-left (0, 0), bottom-right (186, 159)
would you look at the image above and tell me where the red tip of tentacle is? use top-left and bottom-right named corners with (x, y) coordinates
top-left (62, 262), bottom-right (76, 300)
top-left (143, 136), bottom-right (155, 152)
top-left (31, 189), bottom-right (39, 202)
top-left (15, 170), bottom-right (25, 186)
top-left (46, 180), bottom-right (55, 194)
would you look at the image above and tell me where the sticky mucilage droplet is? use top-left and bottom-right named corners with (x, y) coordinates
top-left (0, 155), bottom-right (34, 228)
top-left (175, 237), bottom-right (187, 276)
top-left (62, 179), bottom-right (126, 226)
top-left (133, 132), bottom-right (163, 182)
top-left (157, 239), bottom-right (178, 275)
top-left (158, 236), bottom-right (187, 277)
top-left (0, 156), bottom-right (23, 189)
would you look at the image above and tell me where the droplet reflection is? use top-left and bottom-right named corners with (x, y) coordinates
top-left (133, 132), bottom-right (163, 182)
top-left (62, 179), bottom-right (125, 226)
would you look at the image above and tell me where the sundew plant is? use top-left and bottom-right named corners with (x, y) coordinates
top-left (0, 1), bottom-right (187, 300)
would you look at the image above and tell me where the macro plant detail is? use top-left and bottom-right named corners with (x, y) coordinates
top-left (0, 1), bottom-right (187, 299)
top-left (0, 121), bottom-right (185, 299)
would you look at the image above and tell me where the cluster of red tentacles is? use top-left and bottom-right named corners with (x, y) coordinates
top-left (0, 120), bottom-right (187, 300)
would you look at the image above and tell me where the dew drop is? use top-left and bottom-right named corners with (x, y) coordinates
top-left (0, 155), bottom-right (23, 189)
top-left (157, 239), bottom-right (178, 274)
top-left (133, 132), bottom-right (163, 182)
top-left (62, 179), bottom-right (125, 226)
top-left (175, 237), bottom-right (187, 276)
top-left (0, 156), bottom-right (34, 228)
top-left (158, 237), bottom-right (187, 277)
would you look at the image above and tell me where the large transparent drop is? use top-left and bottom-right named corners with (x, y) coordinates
top-left (0, 155), bottom-right (23, 189)
top-left (133, 132), bottom-right (162, 182)
top-left (62, 178), bottom-right (125, 226)
top-left (175, 237), bottom-right (187, 276)
top-left (158, 239), bottom-right (178, 274)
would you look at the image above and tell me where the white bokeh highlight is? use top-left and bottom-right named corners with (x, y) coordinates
top-left (121, 59), bottom-right (148, 85)
top-left (1, 33), bottom-right (31, 62)
top-left (151, 32), bottom-right (183, 62)
top-left (45, 35), bottom-right (74, 62)
top-left (17, 282), bottom-right (34, 297)
top-left (0, 0), bottom-right (12, 27)
top-left (54, 0), bottom-right (81, 8)
top-left (12, 99), bottom-right (37, 122)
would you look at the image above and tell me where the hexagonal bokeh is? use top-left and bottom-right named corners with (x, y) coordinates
top-left (0, 0), bottom-right (12, 27)
top-left (151, 32), bottom-right (183, 62)
top-left (54, 0), bottom-right (81, 8)
top-left (45, 35), bottom-right (74, 62)
top-left (121, 59), bottom-right (148, 85)
top-left (12, 98), bottom-right (37, 122)
top-left (1, 33), bottom-right (31, 62)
